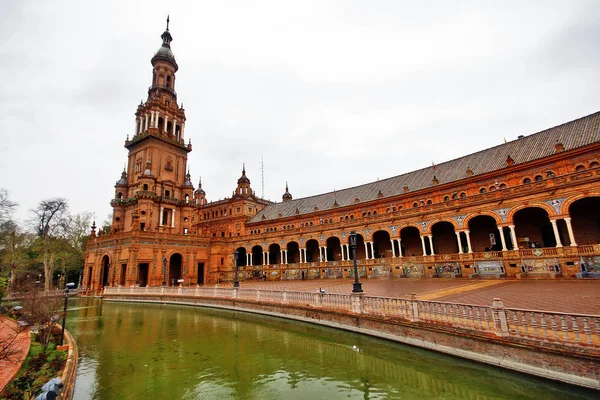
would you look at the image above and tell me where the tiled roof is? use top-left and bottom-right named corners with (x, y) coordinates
top-left (250, 111), bottom-right (600, 223)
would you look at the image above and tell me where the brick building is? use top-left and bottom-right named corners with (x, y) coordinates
top-left (84, 22), bottom-right (600, 290)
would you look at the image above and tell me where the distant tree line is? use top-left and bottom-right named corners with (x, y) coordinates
top-left (0, 188), bottom-right (92, 295)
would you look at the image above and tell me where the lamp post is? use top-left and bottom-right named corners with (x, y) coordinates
top-left (349, 231), bottom-right (363, 293)
top-left (233, 250), bottom-right (240, 288)
top-left (162, 257), bottom-right (167, 286)
top-left (60, 286), bottom-right (69, 346)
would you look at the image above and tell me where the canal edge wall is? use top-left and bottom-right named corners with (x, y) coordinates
top-left (60, 328), bottom-right (79, 400)
top-left (103, 295), bottom-right (600, 390)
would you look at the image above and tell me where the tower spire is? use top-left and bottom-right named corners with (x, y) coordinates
top-left (161, 15), bottom-right (173, 47)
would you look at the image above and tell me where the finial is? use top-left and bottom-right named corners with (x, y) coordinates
top-left (243, 163), bottom-right (246, 173)
top-left (285, 181), bottom-right (289, 191)
top-left (166, 15), bottom-right (170, 31)
top-left (198, 177), bottom-right (202, 187)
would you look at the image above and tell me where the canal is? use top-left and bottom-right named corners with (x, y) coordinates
top-left (67, 298), bottom-right (596, 399)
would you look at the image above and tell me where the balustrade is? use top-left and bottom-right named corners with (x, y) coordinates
top-left (102, 287), bottom-right (600, 348)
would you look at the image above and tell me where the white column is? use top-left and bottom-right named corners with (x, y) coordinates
top-left (364, 242), bottom-right (369, 259)
top-left (498, 227), bottom-right (508, 251)
top-left (164, 115), bottom-right (168, 132)
top-left (134, 118), bottom-right (138, 134)
top-left (155, 112), bottom-right (160, 128)
top-left (171, 209), bottom-right (175, 227)
top-left (151, 111), bottom-right (155, 128)
top-left (509, 225), bottom-right (518, 250)
top-left (284, 250), bottom-right (288, 264)
top-left (398, 238), bottom-right (403, 257)
top-left (181, 122), bottom-right (185, 139)
top-left (144, 114), bottom-right (149, 131)
top-left (138, 118), bottom-right (143, 134)
top-left (420, 235), bottom-right (427, 256)
top-left (550, 219), bottom-right (563, 247)
top-left (341, 244), bottom-right (345, 261)
top-left (302, 248), bottom-right (306, 263)
top-left (280, 250), bottom-right (284, 264)
top-left (369, 242), bottom-right (375, 259)
top-left (564, 217), bottom-right (577, 246)
top-left (172, 119), bottom-right (177, 136)
top-left (324, 247), bottom-right (329, 262)
top-left (319, 247), bottom-right (323, 262)
top-left (428, 235), bottom-right (435, 256)
top-left (249, 254), bottom-right (253, 266)
top-left (455, 231), bottom-right (463, 254)
top-left (391, 239), bottom-right (396, 258)
top-left (159, 207), bottom-right (164, 225)
top-left (465, 230), bottom-right (473, 253)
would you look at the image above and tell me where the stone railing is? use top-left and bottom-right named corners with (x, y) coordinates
top-left (104, 287), bottom-right (599, 349)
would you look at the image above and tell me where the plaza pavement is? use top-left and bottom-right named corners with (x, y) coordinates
top-left (222, 279), bottom-right (600, 315)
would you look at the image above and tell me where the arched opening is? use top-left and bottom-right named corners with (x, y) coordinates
top-left (431, 221), bottom-right (457, 254)
top-left (251, 245), bottom-right (263, 266)
top-left (569, 197), bottom-right (600, 245)
top-left (166, 121), bottom-right (173, 136)
top-left (348, 234), bottom-right (366, 260)
top-left (468, 215), bottom-right (507, 252)
top-left (117, 192), bottom-right (123, 200)
top-left (175, 125), bottom-right (181, 141)
top-left (305, 239), bottom-right (320, 263)
top-left (287, 241), bottom-right (300, 264)
top-left (184, 194), bottom-right (189, 203)
top-left (513, 207), bottom-right (556, 248)
top-left (166, 75), bottom-right (172, 88)
top-left (372, 230), bottom-right (391, 258)
top-left (152, 72), bottom-right (157, 86)
top-left (143, 184), bottom-right (148, 191)
top-left (325, 237), bottom-right (342, 261)
top-left (168, 253), bottom-right (182, 286)
top-left (268, 243), bottom-right (281, 265)
top-left (235, 247), bottom-right (247, 267)
top-left (157, 117), bottom-right (164, 132)
top-left (400, 226), bottom-right (423, 256)
top-left (100, 255), bottom-right (110, 287)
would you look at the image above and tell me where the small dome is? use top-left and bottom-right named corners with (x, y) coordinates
top-left (154, 45), bottom-right (176, 62)
top-left (282, 182), bottom-right (292, 201)
top-left (237, 164), bottom-right (250, 184)
top-left (116, 170), bottom-right (127, 186)
top-left (195, 178), bottom-right (205, 195)
top-left (183, 171), bottom-right (193, 187)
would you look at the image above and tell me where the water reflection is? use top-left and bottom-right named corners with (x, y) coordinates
top-left (67, 298), bottom-right (596, 399)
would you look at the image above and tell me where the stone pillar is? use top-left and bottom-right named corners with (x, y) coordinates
top-left (550, 219), bottom-right (563, 247)
top-left (455, 231), bottom-right (463, 254)
top-left (398, 238), bottom-right (403, 257)
top-left (144, 114), bottom-right (149, 131)
top-left (498, 227), bottom-right (508, 251)
top-left (364, 242), bottom-right (369, 259)
top-left (428, 235), bottom-right (435, 256)
top-left (150, 111), bottom-right (155, 128)
top-left (284, 250), bottom-right (288, 264)
top-left (172, 119), bottom-right (177, 136)
top-left (420, 235), bottom-right (427, 256)
top-left (319, 247), bottom-right (323, 262)
top-left (341, 244), bottom-right (346, 261)
top-left (181, 122), bottom-right (185, 139)
top-left (138, 118), bottom-right (142, 134)
top-left (159, 207), bottom-right (164, 225)
top-left (564, 217), bottom-right (577, 246)
top-left (134, 118), bottom-right (138, 134)
top-left (465, 230), bottom-right (473, 253)
top-left (155, 112), bottom-right (160, 128)
top-left (369, 242), bottom-right (375, 259)
top-left (492, 298), bottom-right (509, 337)
top-left (390, 239), bottom-right (396, 257)
top-left (164, 115), bottom-right (168, 132)
top-left (509, 225), bottom-right (518, 250)
top-left (171, 209), bottom-right (175, 227)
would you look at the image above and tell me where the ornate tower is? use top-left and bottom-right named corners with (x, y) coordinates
top-left (112, 18), bottom-right (195, 235)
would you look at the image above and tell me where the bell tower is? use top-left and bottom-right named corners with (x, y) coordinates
top-left (111, 18), bottom-right (195, 235)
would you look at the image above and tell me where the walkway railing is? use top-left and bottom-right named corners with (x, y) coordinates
top-left (103, 287), bottom-right (600, 349)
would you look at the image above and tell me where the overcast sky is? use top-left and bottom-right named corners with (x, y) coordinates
top-left (1, 0), bottom-right (599, 224)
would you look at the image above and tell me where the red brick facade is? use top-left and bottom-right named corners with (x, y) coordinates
top-left (84, 24), bottom-right (600, 291)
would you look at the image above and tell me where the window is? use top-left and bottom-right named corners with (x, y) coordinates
top-left (575, 165), bottom-right (585, 171)
top-left (523, 178), bottom-right (531, 184)
top-left (452, 193), bottom-right (458, 199)
top-left (445, 195), bottom-right (451, 200)
top-left (165, 190), bottom-right (170, 197)
top-left (460, 192), bottom-right (466, 198)
top-left (413, 202), bottom-right (418, 208)
top-left (534, 175), bottom-right (543, 182)
top-left (590, 161), bottom-right (600, 168)
top-left (426, 199), bottom-right (432, 204)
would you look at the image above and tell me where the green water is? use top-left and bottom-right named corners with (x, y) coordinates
top-left (67, 298), bottom-right (596, 399)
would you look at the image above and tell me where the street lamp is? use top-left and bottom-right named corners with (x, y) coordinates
top-left (162, 257), bottom-right (167, 286)
top-left (349, 231), bottom-right (363, 293)
top-left (233, 250), bottom-right (240, 288)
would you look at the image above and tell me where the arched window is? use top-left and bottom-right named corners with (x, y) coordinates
top-left (426, 199), bottom-right (432, 205)
top-left (534, 175), bottom-right (543, 182)
top-left (362, 212), bottom-right (367, 217)
top-left (546, 170), bottom-right (555, 178)
top-left (413, 202), bottom-right (418, 208)
top-left (143, 184), bottom-right (148, 191)
top-left (452, 193), bottom-right (458, 199)
top-left (329, 218), bottom-right (333, 223)
top-left (185, 194), bottom-right (189, 203)
top-left (460, 192), bottom-right (466, 198)
top-left (445, 195), bottom-right (451, 200)
top-left (117, 192), bottom-right (123, 200)
top-left (499, 183), bottom-right (507, 189)
top-left (350, 215), bottom-right (354, 219)
top-left (523, 177), bottom-right (531, 184)
top-left (575, 165), bottom-right (585, 171)
top-left (490, 186), bottom-right (496, 192)
top-left (590, 161), bottom-right (599, 168)
top-left (166, 75), bottom-right (172, 88)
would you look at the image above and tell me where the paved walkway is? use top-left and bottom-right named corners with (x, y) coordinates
top-left (0, 316), bottom-right (30, 394)
top-left (224, 279), bottom-right (600, 315)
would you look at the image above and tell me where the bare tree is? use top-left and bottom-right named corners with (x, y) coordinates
top-left (0, 189), bottom-right (17, 224)
top-left (29, 199), bottom-right (69, 291)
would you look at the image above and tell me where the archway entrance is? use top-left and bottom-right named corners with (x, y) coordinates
top-left (569, 197), bottom-right (600, 245)
top-left (326, 237), bottom-right (342, 261)
top-left (513, 207), bottom-right (556, 248)
top-left (400, 227), bottom-right (423, 256)
top-left (169, 253), bottom-right (182, 286)
top-left (269, 243), bottom-right (281, 265)
top-left (138, 263), bottom-right (149, 287)
top-left (252, 245), bottom-right (263, 266)
top-left (306, 239), bottom-right (319, 262)
top-left (235, 247), bottom-right (248, 266)
top-left (372, 231), bottom-right (391, 258)
top-left (431, 222), bottom-right (457, 255)
top-left (100, 256), bottom-right (110, 287)
top-left (287, 242), bottom-right (300, 264)
top-left (468, 215), bottom-right (505, 252)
